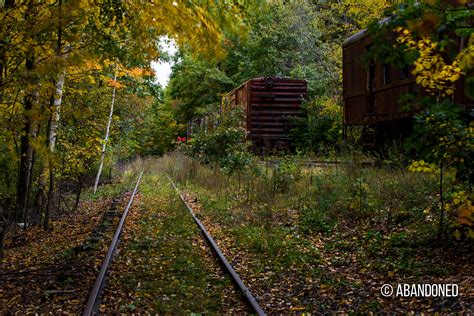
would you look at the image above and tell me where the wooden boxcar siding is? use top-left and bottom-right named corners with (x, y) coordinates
top-left (342, 30), bottom-right (420, 125)
top-left (343, 31), bottom-right (472, 126)
top-left (223, 81), bottom-right (250, 130)
top-left (223, 77), bottom-right (307, 150)
top-left (249, 78), bottom-right (306, 144)
top-left (373, 79), bottom-right (417, 121)
top-left (343, 37), bottom-right (369, 125)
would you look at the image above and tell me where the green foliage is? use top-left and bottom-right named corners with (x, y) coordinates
top-left (0, 140), bottom-right (17, 195)
top-left (368, 0), bottom-right (473, 96)
top-left (299, 204), bottom-right (335, 235)
top-left (405, 97), bottom-right (473, 238)
top-left (185, 109), bottom-right (252, 175)
top-left (166, 0), bottom-right (349, 133)
top-left (466, 77), bottom-right (474, 100)
top-left (167, 54), bottom-right (234, 123)
top-left (291, 97), bottom-right (343, 155)
top-left (369, 0), bottom-right (473, 55)
top-left (222, 0), bottom-right (342, 99)
top-left (272, 156), bottom-right (302, 193)
top-left (407, 98), bottom-right (473, 184)
top-left (139, 100), bottom-right (180, 157)
top-left (113, 81), bottom-right (180, 160)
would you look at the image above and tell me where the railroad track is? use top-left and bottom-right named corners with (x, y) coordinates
top-left (259, 159), bottom-right (374, 167)
top-left (166, 175), bottom-right (266, 316)
top-left (84, 172), bottom-right (265, 315)
top-left (83, 171), bottom-right (143, 316)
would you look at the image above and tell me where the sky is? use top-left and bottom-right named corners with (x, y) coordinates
top-left (151, 38), bottom-right (177, 87)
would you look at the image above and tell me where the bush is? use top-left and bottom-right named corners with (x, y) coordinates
top-left (290, 97), bottom-right (342, 155)
top-left (272, 156), bottom-right (301, 193)
top-left (184, 108), bottom-right (253, 175)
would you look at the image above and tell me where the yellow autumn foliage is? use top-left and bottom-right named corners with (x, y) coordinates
top-left (456, 34), bottom-right (474, 71)
top-left (458, 205), bottom-right (474, 227)
top-left (396, 27), bottom-right (464, 97)
top-left (108, 79), bottom-right (126, 89)
top-left (408, 160), bottom-right (438, 173)
top-left (332, 0), bottom-right (400, 30)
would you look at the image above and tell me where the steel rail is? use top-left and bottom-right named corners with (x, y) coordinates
top-left (166, 175), bottom-right (266, 316)
top-left (83, 171), bottom-right (144, 316)
top-left (258, 159), bottom-right (375, 167)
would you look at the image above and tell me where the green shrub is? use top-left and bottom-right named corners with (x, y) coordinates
top-left (272, 156), bottom-right (301, 193)
top-left (185, 109), bottom-right (253, 175)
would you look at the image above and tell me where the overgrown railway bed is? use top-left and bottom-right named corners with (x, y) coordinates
top-left (83, 172), bottom-right (144, 315)
top-left (95, 173), bottom-right (254, 314)
top-left (2, 163), bottom-right (472, 314)
top-left (0, 189), bottom-right (131, 314)
top-left (1, 172), bottom-right (260, 314)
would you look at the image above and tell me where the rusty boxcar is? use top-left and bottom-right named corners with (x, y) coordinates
top-left (221, 77), bottom-right (307, 153)
top-left (342, 27), bottom-right (472, 148)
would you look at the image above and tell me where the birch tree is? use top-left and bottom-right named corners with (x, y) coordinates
top-left (93, 65), bottom-right (118, 194)
top-left (0, 0), bottom-right (257, 231)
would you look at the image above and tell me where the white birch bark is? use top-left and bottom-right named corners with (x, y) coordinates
top-left (49, 72), bottom-right (66, 153)
top-left (93, 65), bottom-right (118, 194)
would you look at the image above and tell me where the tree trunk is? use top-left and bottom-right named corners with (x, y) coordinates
top-left (44, 104), bottom-right (53, 230)
top-left (22, 93), bottom-right (40, 226)
top-left (94, 64), bottom-right (118, 194)
top-left (0, 208), bottom-right (6, 259)
top-left (44, 164), bottom-right (54, 229)
top-left (17, 51), bottom-right (35, 224)
top-left (44, 72), bottom-right (65, 230)
top-left (49, 72), bottom-right (65, 152)
top-left (0, 224), bottom-right (5, 259)
top-left (74, 176), bottom-right (83, 212)
top-left (22, 140), bottom-right (36, 226)
top-left (0, 0), bottom-right (15, 103)
top-left (34, 177), bottom-right (45, 226)
top-left (44, 0), bottom-right (65, 229)
top-left (0, 49), bottom-right (4, 104)
top-left (108, 166), bottom-right (112, 183)
top-left (438, 162), bottom-right (445, 239)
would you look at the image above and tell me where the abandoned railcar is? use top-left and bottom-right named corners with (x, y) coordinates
top-left (221, 77), bottom-right (308, 153)
top-left (342, 28), bottom-right (472, 148)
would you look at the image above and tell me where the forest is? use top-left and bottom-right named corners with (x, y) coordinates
top-left (0, 0), bottom-right (473, 314)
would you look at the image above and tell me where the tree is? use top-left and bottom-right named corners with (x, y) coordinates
top-left (93, 64), bottom-right (118, 194)
top-left (367, 0), bottom-right (473, 238)
top-left (167, 53), bottom-right (234, 123)
top-left (0, 0), bottom-right (258, 234)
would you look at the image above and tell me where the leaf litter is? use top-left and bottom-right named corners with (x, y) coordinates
top-left (100, 174), bottom-right (250, 313)
top-left (0, 192), bottom-right (129, 314)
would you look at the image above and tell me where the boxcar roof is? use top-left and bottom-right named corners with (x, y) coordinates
top-left (342, 17), bottom-right (390, 47)
top-left (342, 29), bottom-right (368, 47)
top-left (222, 77), bottom-right (307, 97)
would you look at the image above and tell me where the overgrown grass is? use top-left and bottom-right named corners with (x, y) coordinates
top-left (158, 152), bottom-right (442, 234)
top-left (147, 152), bottom-right (472, 313)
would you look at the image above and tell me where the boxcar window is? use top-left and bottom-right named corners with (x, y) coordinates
top-left (400, 66), bottom-right (410, 80)
top-left (383, 64), bottom-right (391, 85)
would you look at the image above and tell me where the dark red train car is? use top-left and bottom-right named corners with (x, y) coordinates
top-left (221, 77), bottom-right (307, 153)
top-left (342, 27), bottom-right (472, 148)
